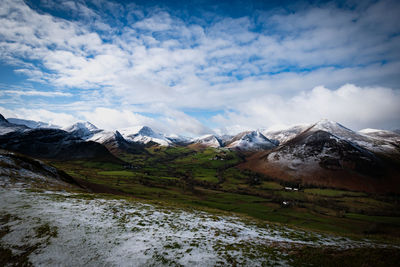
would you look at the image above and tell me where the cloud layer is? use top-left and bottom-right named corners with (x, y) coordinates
top-left (213, 84), bottom-right (400, 133)
top-left (0, 0), bottom-right (399, 134)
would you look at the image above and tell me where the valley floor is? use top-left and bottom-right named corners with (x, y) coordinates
top-left (1, 180), bottom-right (399, 266)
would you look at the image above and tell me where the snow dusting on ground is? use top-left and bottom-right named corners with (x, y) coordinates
top-left (1, 179), bottom-right (387, 267)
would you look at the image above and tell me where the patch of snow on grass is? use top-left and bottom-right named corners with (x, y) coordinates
top-left (0, 186), bottom-right (385, 266)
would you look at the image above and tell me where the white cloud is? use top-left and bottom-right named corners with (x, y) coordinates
top-left (80, 107), bottom-right (153, 130)
top-left (0, 107), bottom-right (77, 127)
top-left (212, 84), bottom-right (400, 133)
top-left (79, 106), bottom-right (210, 136)
top-left (0, 0), bottom-right (399, 134)
top-left (0, 90), bottom-right (72, 97)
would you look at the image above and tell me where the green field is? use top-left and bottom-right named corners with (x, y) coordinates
top-left (49, 146), bottom-right (400, 241)
top-left (304, 188), bottom-right (367, 197)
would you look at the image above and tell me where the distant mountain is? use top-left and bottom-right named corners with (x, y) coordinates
top-left (165, 134), bottom-right (191, 145)
top-left (226, 130), bottom-right (276, 150)
top-left (64, 123), bottom-right (172, 153)
top-left (88, 130), bottom-right (146, 155)
top-left (191, 134), bottom-right (222, 148)
top-left (359, 128), bottom-right (400, 144)
top-left (307, 120), bottom-right (399, 154)
top-left (217, 134), bottom-right (234, 146)
top-left (262, 120), bottom-right (399, 154)
top-left (7, 118), bottom-right (59, 129)
top-left (119, 126), bottom-right (172, 146)
top-left (63, 122), bottom-right (102, 139)
top-left (0, 114), bottom-right (29, 135)
top-left (240, 121), bottom-right (400, 193)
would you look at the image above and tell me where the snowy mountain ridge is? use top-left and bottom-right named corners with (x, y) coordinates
top-left (7, 118), bottom-right (60, 129)
top-left (1, 114), bottom-right (399, 152)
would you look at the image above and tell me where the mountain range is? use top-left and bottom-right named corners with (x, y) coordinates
top-left (1, 114), bottom-right (399, 193)
top-left (3, 115), bottom-right (399, 151)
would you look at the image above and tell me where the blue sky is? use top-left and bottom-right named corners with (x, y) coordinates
top-left (0, 0), bottom-right (399, 135)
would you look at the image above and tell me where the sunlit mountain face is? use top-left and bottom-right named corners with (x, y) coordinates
top-left (0, 0), bottom-right (399, 136)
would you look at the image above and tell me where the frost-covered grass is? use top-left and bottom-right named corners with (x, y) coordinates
top-left (2, 182), bottom-right (396, 267)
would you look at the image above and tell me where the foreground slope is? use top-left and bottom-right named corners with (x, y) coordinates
top-left (0, 149), bottom-right (78, 188)
top-left (1, 175), bottom-right (398, 266)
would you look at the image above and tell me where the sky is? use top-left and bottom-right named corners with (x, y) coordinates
top-left (0, 0), bottom-right (399, 136)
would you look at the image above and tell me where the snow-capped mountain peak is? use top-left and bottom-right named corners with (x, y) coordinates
top-left (305, 120), bottom-right (398, 154)
top-left (63, 121), bottom-right (102, 139)
top-left (262, 124), bottom-right (309, 145)
top-left (64, 121), bottom-right (98, 132)
top-left (226, 130), bottom-right (276, 150)
top-left (311, 119), bottom-right (354, 135)
top-left (119, 126), bottom-right (172, 146)
top-left (119, 126), bottom-right (155, 136)
top-left (137, 126), bottom-right (156, 136)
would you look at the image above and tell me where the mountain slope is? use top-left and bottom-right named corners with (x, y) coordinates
top-left (359, 128), bottom-right (400, 144)
top-left (240, 126), bottom-right (400, 193)
top-left (0, 149), bottom-right (78, 188)
top-left (262, 124), bottom-right (309, 145)
top-left (267, 129), bottom-right (380, 175)
top-left (307, 119), bottom-right (399, 154)
top-left (0, 128), bottom-right (121, 161)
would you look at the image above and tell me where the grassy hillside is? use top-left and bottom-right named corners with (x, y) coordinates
top-left (48, 146), bottom-right (400, 241)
